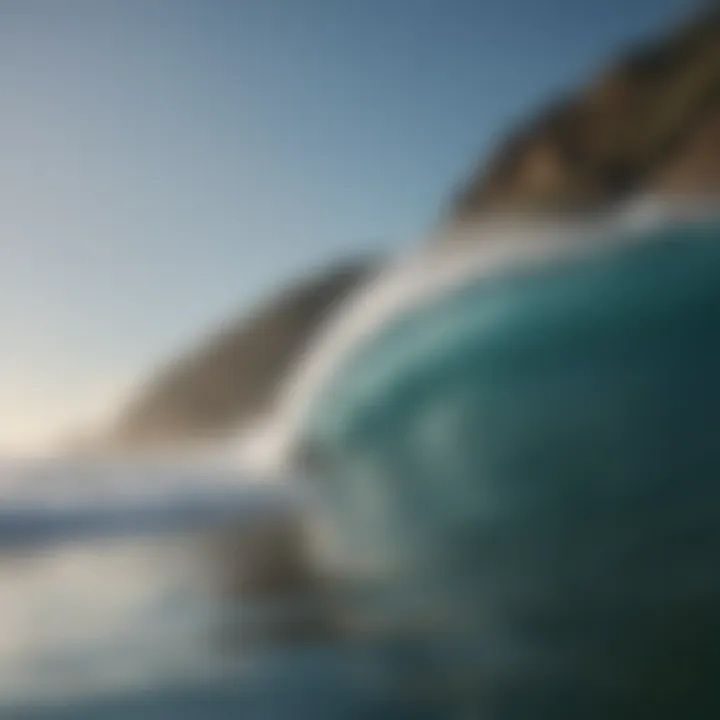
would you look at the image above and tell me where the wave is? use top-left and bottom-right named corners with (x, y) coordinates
top-left (252, 196), bottom-right (720, 473)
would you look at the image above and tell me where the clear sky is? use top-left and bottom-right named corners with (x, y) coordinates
top-left (0, 0), bottom-right (700, 454)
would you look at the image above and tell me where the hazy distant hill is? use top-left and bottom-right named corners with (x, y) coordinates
top-left (92, 6), bottom-right (720, 452)
top-left (99, 261), bottom-right (375, 451)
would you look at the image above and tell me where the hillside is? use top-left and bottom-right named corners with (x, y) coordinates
top-left (450, 6), bottom-right (720, 220)
top-left (103, 261), bottom-right (375, 450)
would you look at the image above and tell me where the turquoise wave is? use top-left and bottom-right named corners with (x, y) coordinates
top-left (300, 219), bottom-right (720, 716)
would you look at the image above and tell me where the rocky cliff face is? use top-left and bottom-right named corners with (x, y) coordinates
top-left (653, 101), bottom-right (720, 194)
top-left (450, 7), bottom-right (720, 220)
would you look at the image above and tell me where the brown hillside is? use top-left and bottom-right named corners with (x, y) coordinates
top-left (451, 7), bottom-right (720, 219)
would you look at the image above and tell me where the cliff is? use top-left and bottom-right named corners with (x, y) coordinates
top-left (450, 6), bottom-right (720, 220)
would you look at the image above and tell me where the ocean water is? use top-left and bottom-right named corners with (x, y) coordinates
top-left (296, 216), bottom-right (720, 717)
top-left (5, 210), bottom-right (720, 718)
top-left (0, 461), bottom-right (447, 719)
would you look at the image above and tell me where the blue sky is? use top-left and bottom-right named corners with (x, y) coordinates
top-left (0, 0), bottom-right (700, 452)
